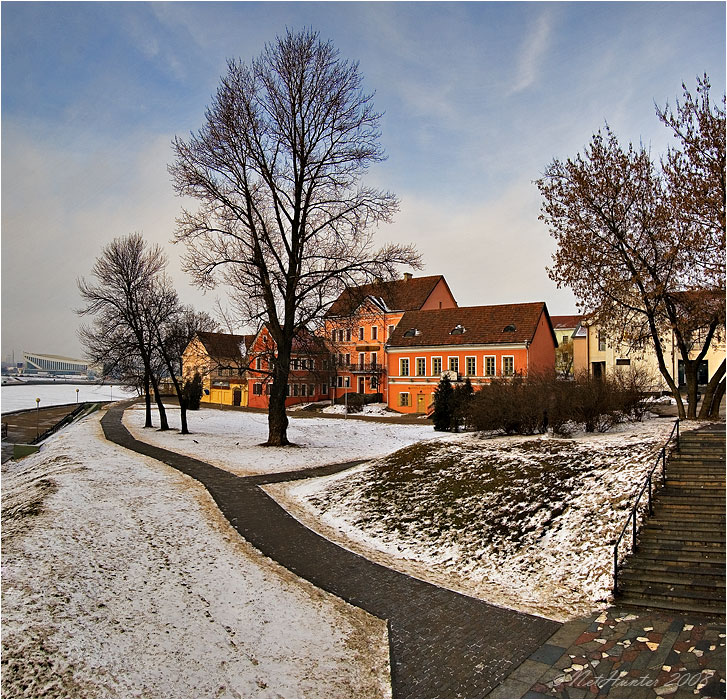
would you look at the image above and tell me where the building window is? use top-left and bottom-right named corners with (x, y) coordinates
top-left (286, 384), bottom-right (291, 396)
top-left (255, 357), bottom-right (262, 370)
top-left (331, 329), bottom-right (336, 341)
top-left (598, 331), bottom-right (606, 352)
top-left (345, 353), bottom-right (351, 366)
top-left (293, 384), bottom-right (299, 396)
top-left (359, 352), bottom-right (365, 369)
top-left (337, 330), bottom-right (344, 343)
top-left (292, 358), bottom-right (299, 370)
top-left (344, 376), bottom-right (351, 388)
top-left (322, 383), bottom-right (328, 395)
top-left (388, 324), bottom-right (395, 338)
top-left (400, 358), bottom-right (410, 376)
top-left (466, 356), bottom-right (476, 376)
top-left (266, 384), bottom-right (272, 395)
top-left (615, 358), bottom-right (631, 366)
top-left (399, 392), bottom-right (410, 407)
top-left (449, 357), bottom-right (459, 373)
top-left (346, 328), bottom-right (352, 342)
top-left (503, 356), bottom-right (515, 376)
top-left (359, 327), bottom-right (365, 340)
top-left (253, 383), bottom-right (263, 395)
top-left (301, 384), bottom-right (308, 396)
top-left (309, 384), bottom-right (315, 396)
top-left (484, 356), bottom-right (496, 377)
top-left (337, 376), bottom-right (344, 388)
top-left (416, 358), bottom-right (426, 376)
top-left (371, 351), bottom-right (378, 367)
top-left (371, 326), bottom-right (378, 340)
top-left (432, 357), bottom-right (442, 375)
top-left (562, 335), bottom-right (569, 344)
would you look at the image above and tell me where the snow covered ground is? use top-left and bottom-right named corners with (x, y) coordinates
top-left (1, 413), bottom-right (390, 698)
top-left (1, 383), bottom-right (135, 413)
top-left (123, 404), bottom-right (440, 476)
top-left (270, 417), bottom-right (683, 622)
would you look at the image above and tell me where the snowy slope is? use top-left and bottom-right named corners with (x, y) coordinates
top-left (1, 414), bottom-right (390, 698)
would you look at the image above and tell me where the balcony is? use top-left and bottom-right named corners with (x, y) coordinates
top-left (339, 362), bottom-right (387, 374)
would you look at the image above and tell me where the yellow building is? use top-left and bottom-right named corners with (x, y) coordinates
top-left (572, 322), bottom-right (726, 391)
top-left (182, 331), bottom-right (255, 406)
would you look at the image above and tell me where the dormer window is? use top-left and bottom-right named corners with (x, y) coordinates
top-left (503, 324), bottom-right (517, 332)
top-left (450, 325), bottom-right (466, 335)
top-left (403, 328), bottom-right (421, 338)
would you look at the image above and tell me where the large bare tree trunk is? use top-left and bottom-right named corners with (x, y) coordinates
top-left (149, 372), bottom-right (169, 430)
top-left (698, 360), bottom-right (725, 419)
top-left (708, 378), bottom-right (725, 419)
top-left (144, 371), bottom-right (153, 428)
top-left (266, 345), bottom-right (291, 446)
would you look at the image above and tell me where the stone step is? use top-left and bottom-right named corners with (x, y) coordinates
top-left (639, 535), bottom-right (725, 551)
top-left (643, 522), bottom-right (726, 537)
top-left (619, 569), bottom-right (725, 592)
top-left (659, 488), bottom-right (726, 499)
top-left (620, 560), bottom-right (726, 579)
top-left (621, 582), bottom-right (725, 604)
top-left (633, 547), bottom-right (726, 565)
top-left (656, 499), bottom-right (725, 512)
top-left (641, 528), bottom-right (726, 544)
top-left (617, 594), bottom-right (725, 617)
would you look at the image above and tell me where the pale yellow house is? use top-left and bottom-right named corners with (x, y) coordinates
top-left (572, 321), bottom-right (726, 391)
top-left (182, 331), bottom-right (255, 406)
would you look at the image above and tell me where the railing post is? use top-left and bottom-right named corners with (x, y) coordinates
top-left (676, 419), bottom-right (680, 451)
top-left (662, 447), bottom-right (666, 486)
top-left (632, 510), bottom-right (637, 552)
top-left (648, 474), bottom-right (652, 515)
top-left (613, 546), bottom-right (619, 595)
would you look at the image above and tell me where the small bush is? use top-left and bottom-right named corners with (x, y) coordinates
top-left (345, 392), bottom-right (365, 413)
top-left (432, 375), bottom-right (454, 431)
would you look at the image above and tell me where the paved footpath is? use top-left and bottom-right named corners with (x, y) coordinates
top-left (101, 401), bottom-right (558, 698)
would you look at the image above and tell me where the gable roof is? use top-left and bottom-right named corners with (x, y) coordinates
top-left (325, 275), bottom-right (450, 317)
top-left (550, 314), bottom-right (583, 330)
top-left (194, 331), bottom-right (255, 361)
top-left (387, 303), bottom-right (555, 348)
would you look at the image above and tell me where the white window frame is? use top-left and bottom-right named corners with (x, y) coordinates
top-left (432, 356), bottom-right (442, 376)
top-left (359, 352), bottom-right (366, 369)
top-left (255, 357), bottom-right (262, 370)
top-left (465, 356), bottom-right (476, 377)
top-left (388, 324), bottom-right (395, 339)
top-left (322, 383), bottom-right (328, 395)
top-left (448, 356), bottom-right (459, 373)
top-left (484, 355), bottom-right (496, 377)
top-left (400, 358), bottom-right (410, 376)
top-left (301, 383), bottom-right (308, 397)
top-left (399, 392), bottom-right (410, 407)
top-left (253, 382), bottom-right (263, 395)
top-left (371, 326), bottom-right (378, 340)
top-left (346, 328), bottom-right (352, 342)
top-left (344, 376), bottom-right (351, 388)
top-left (359, 327), bottom-right (365, 340)
top-left (415, 357), bottom-right (426, 376)
top-left (371, 351), bottom-right (378, 367)
top-left (502, 356), bottom-right (515, 376)
top-left (309, 384), bottom-right (315, 396)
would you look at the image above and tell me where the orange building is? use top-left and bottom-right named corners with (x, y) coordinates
top-left (386, 302), bottom-right (558, 413)
top-left (246, 325), bottom-right (330, 409)
top-left (323, 273), bottom-right (457, 403)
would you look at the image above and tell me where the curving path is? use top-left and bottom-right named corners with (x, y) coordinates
top-left (101, 401), bottom-right (559, 698)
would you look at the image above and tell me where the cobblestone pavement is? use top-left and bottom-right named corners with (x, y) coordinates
top-left (101, 401), bottom-right (559, 698)
top-left (488, 607), bottom-right (725, 698)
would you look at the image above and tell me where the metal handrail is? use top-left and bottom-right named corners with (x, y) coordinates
top-left (612, 419), bottom-right (680, 595)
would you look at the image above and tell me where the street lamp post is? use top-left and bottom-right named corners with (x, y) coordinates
top-left (35, 398), bottom-right (40, 439)
top-left (76, 388), bottom-right (79, 404)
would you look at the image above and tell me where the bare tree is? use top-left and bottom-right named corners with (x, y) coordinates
top-left (537, 76), bottom-right (725, 419)
top-left (78, 233), bottom-right (171, 429)
top-left (170, 29), bottom-right (420, 445)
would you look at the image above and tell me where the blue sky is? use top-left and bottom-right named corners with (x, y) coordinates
top-left (2, 1), bottom-right (725, 359)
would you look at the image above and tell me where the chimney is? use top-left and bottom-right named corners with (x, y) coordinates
top-left (403, 272), bottom-right (413, 281)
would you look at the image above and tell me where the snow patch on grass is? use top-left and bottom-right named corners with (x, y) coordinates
top-left (123, 404), bottom-right (439, 476)
top-left (272, 418), bottom-right (679, 621)
top-left (2, 414), bottom-right (391, 698)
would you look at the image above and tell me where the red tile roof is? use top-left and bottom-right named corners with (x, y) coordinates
top-left (195, 331), bottom-right (255, 361)
top-left (550, 314), bottom-right (583, 329)
top-left (388, 303), bottom-right (553, 347)
top-left (325, 275), bottom-right (447, 317)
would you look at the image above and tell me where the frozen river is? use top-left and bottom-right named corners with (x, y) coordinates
top-left (1, 383), bottom-right (136, 413)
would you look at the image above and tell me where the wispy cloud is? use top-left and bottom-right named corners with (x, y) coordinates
top-left (510, 11), bottom-right (553, 95)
